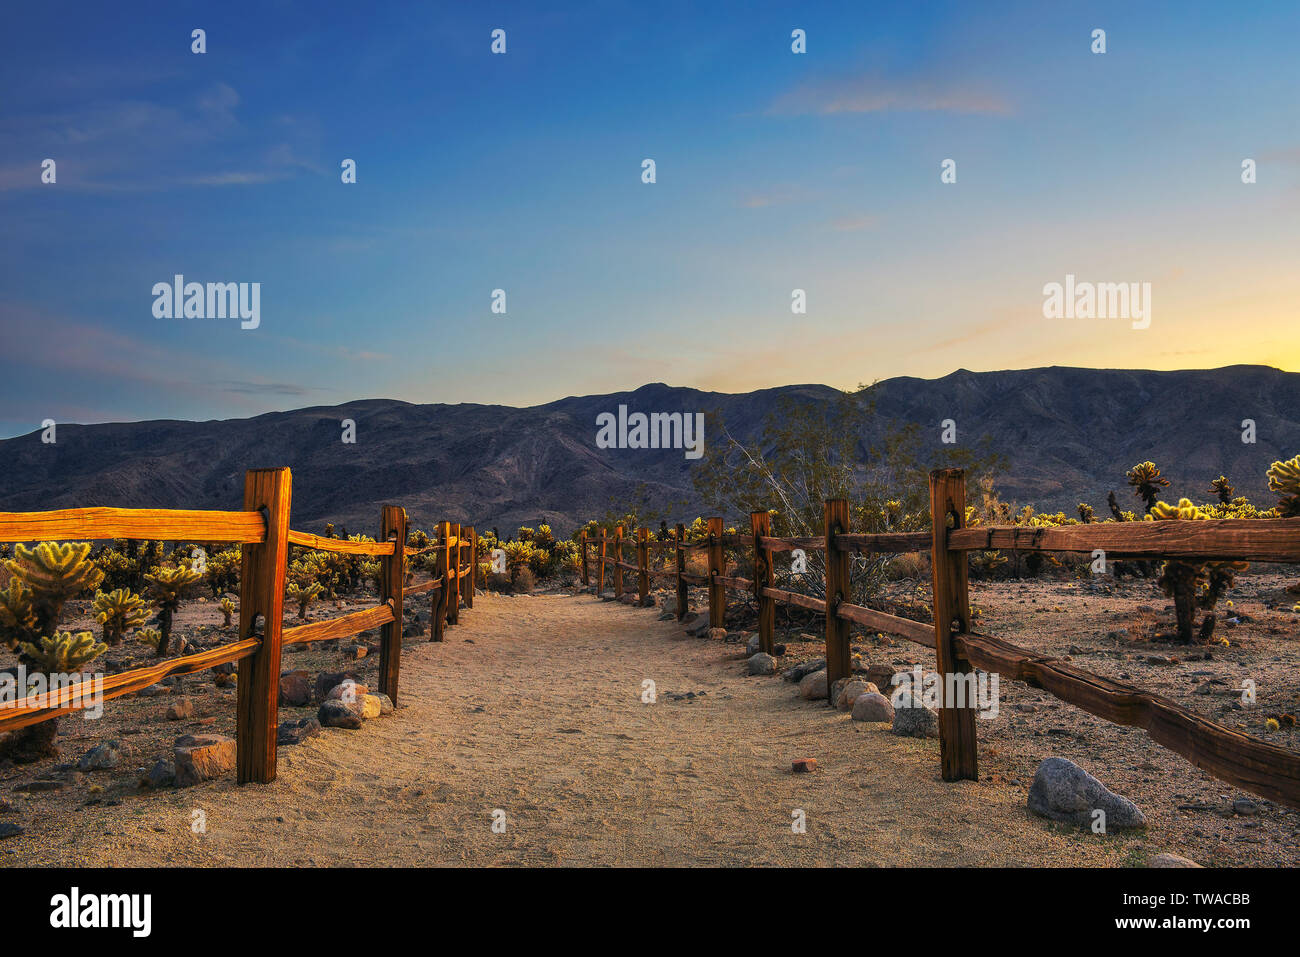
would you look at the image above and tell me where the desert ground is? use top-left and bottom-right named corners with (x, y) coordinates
top-left (2, 570), bottom-right (1299, 867)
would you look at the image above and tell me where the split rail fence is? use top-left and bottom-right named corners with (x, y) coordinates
top-left (0, 467), bottom-right (477, 784)
top-left (580, 468), bottom-right (1300, 810)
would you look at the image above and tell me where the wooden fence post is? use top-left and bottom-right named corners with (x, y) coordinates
top-left (448, 523), bottom-right (461, 625)
top-left (581, 532), bottom-right (590, 586)
top-left (929, 468), bottom-right (979, 781)
top-left (638, 526), bottom-right (649, 604)
top-left (707, 517), bottom-right (725, 628)
top-left (613, 524), bottom-right (624, 598)
top-left (751, 510), bottom-right (774, 655)
top-left (236, 467), bottom-right (292, 785)
top-left (432, 520), bottom-right (450, 642)
top-left (674, 522), bottom-right (686, 620)
top-left (378, 505), bottom-right (407, 705)
top-left (824, 499), bottom-right (851, 703)
top-left (465, 525), bottom-right (475, 609)
top-left (598, 528), bottom-right (607, 594)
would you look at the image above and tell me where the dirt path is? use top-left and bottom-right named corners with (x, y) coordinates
top-left (11, 593), bottom-right (1134, 867)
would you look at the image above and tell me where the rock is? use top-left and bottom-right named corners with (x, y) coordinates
top-left (1232, 798), bottom-right (1259, 816)
top-left (798, 669), bottom-right (828, 701)
top-left (138, 683), bottom-right (169, 697)
top-left (165, 698), bottom-right (195, 721)
top-left (836, 679), bottom-right (877, 711)
top-left (0, 821), bottom-right (23, 839)
top-left (318, 701), bottom-right (363, 730)
top-left (173, 734), bottom-right (237, 787)
top-left (359, 695), bottom-right (382, 719)
top-left (350, 644), bottom-right (368, 659)
top-left (784, 658), bottom-right (827, 683)
top-left (746, 634), bottom-right (761, 656)
top-left (278, 670), bottom-right (311, 707)
top-left (657, 611), bottom-right (676, 621)
top-left (314, 671), bottom-right (359, 702)
top-left (852, 692), bottom-right (895, 722)
top-left (1150, 853), bottom-right (1202, 868)
top-left (402, 622), bottom-right (424, 638)
top-left (687, 617), bottom-right (712, 638)
top-left (373, 693), bottom-right (394, 715)
top-left (792, 758), bottom-right (818, 773)
top-left (707, 627), bottom-right (727, 641)
top-left (747, 653), bottom-right (775, 676)
top-left (277, 717), bottom-right (323, 745)
top-left (891, 692), bottom-right (939, 738)
top-left (326, 680), bottom-right (368, 703)
top-left (865, 664), bottom-right (897, 690)
top-left (144, 760), bottom-right (176, 789)
top-left (1026, 757), bottom-right (1146, 829)
top-left (77, 741), bottom-right (122, 772)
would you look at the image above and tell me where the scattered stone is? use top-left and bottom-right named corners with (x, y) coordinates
top-left (792, 758), bottom-right (818, 773)
top-left (1026, 757), bottom-right (1146, 829)
top-left (836, 679), bottom-right (877, 712)
top-left (165, 698), bottom-right (195, 721)
top-left (174, 733), bottom-right (237, 787)
top-left (143, 760), bottom-right (176, 789)
top-left (784, 658), bottom-right (827, 683)
top-left (746, 634), bottom-right (761, 656)
top-left (891, 692), bottom-right (939, 738)
top-left (77, 741), bottom-right (122, 772)
top-left (15, 780), bottom-right (63, 792)
top-left (658, 611), bottom-right (676, 621)
top-left (350, 644), bottom-right (368, 659)
top-left (865, 664), bottom-right (897, 690)
top-left (1233, 798), bottom-right (1259, 816)
top-left (798, 669), bottom-right (828, 701)
top-left (318, 701), bottom-right (363, 730)
top-left (278, 670), bottom-right (311, 707)
top-left (0, 821), bottom-right (23, 839)
top-left (707, 627), bottom-right (727, 641)
top-left (138, 683), bottom-right (169, 698)
top-left (277, 717), bottom-right (323, 745)
top-left (851, 692), bottom-right (894, 723)
top-left (746, 652), bottom-right (775, 676)
top-left (687, 617), bottom-right (712, 638)
top-left (1150, 853), bottom-right (1202, 868)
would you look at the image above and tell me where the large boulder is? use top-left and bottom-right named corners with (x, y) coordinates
top-left (314, 671), bottom-right (359, 702)
top-left (746, 652), bottom-right (775, 676)
top-left (325, 680), bottom-right (368, 703)
top-left (891, 691), bottom-right (939, 738)
top-left (865, 664), bottom-right (898, 690)
top-left (798, 669), bottom-right (828, 701)
top-left (784, 659), bottom-right (826, 683)
top-left (174, 733), bottom-right (237, 787)
top-left (851, 692), bottom-right (895, 722)
top-left (318, 700), bottom-right (363, 730)
top-left (1027, 757), bottom-right (1146, 830)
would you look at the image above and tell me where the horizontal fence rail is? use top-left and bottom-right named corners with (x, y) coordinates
top-left (0, 507), bottom-right (267, 544)
top-left (580, 469), bottom-right (1300, 810)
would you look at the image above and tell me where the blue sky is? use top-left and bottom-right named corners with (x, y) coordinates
top-left (1, 0), bottom-right (1298, 436)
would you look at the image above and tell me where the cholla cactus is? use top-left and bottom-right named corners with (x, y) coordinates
top-left (1126, 461), bottom-right (1170, 512)
top-left (1208, 475), bottom-right (1235, 505)
top-left (92, 588), bottom-right (149, 645)
top-left (144, 564), bottom-right (201, 657)
top-left (204, 548), bottom-right (241, 596)
top-left (286, 580), bottom-right (324, 619)
top-left (1077, 503), bottom-right (1094, 523)
top-left (219, 597), bottom-right (236, 627)
top-left (18, 630), bottom-right (107, 672)
top-left (6, 542), bottom-right (104, 636)
top-left (0, 578), bottom-right (38, 651)
top-left (1267, 454), bottom-right (1300, 517)
top-left (1147, 499), bottom-right (1246, 643)
top-left (135, 626), bottom-right (163, 652)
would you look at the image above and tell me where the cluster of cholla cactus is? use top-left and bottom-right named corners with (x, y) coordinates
top-left (92, 587), bottom-right (149, 645)
top-left (1147, 498), bottom-right (1247, 644)
top-left (143, 564), bottom-right (201, 657)
top-left (219, 596), bottom-right (236, 627)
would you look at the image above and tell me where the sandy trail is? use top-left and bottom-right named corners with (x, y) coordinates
top-left (18, 593), bottom-right (1129, 867)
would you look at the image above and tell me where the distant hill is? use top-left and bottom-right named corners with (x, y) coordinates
top-left (0, 366), bottom-right (1296, 535)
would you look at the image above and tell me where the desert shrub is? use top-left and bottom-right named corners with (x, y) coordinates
top-left (510, 566), bottom-right (536, 594)
top-left (486, 571), bottom-right (512, 593)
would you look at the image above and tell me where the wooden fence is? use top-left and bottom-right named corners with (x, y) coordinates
top-left (0, 467), bottom-right (478, 785)
top-left (580, 468), bottom-right (1300, 810)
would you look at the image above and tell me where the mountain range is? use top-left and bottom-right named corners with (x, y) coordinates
top-left (1, 366), bottom-right (1296, 536)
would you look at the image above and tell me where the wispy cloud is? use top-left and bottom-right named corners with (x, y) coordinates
top-left (827, 214), bottom-right (879, 232)
top-left (768, 72), bottom-right (1012, 117)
